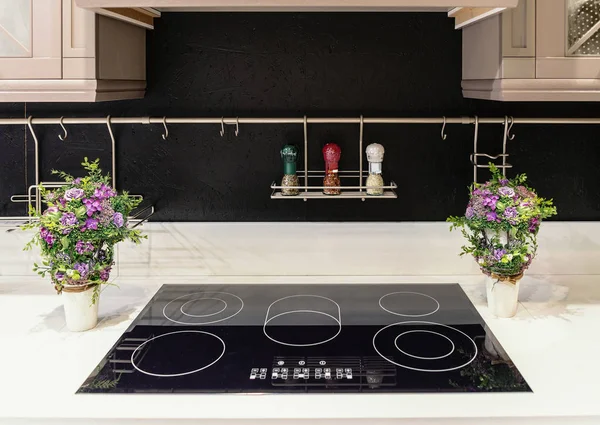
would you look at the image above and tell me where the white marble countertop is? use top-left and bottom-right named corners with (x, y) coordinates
top-left (1, 222), bottom-right (599, 425)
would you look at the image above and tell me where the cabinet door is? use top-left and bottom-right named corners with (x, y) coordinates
top-left (537, 0), bottom-right (600, 78)
top-left (0, 0), bottom-right (61, 79)
top-left (63, 0), bottom-right (97, 79)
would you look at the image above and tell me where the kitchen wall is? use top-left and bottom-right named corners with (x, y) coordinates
top-left (1, 12), bottom-right (600, 221)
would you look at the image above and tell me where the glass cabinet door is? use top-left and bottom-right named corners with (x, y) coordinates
top-left (567, 0), bottom-right (600, 55)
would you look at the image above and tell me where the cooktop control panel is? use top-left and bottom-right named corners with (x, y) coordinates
top-left (264, 356), bottom-right (396, 388)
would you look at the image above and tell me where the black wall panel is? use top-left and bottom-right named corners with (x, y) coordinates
top-left (1, 13), bottom-right (600, 221)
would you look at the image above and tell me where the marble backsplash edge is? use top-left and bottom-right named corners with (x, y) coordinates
top-left (0, 222), bottom-right (597, 278)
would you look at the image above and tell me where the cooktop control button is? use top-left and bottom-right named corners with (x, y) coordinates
top-left (315, 368), bottom-right (322, 379)
top-left (319, 360), bottom-right (326, 366)
top-left (345, 368), bottom-right (353, 379)
top-left (293, 368), bottom-right (301, 379)
top-left (259, 368), bottom-right (267, 379)
top-left (298, 360), bottom-right (306, 366)
top-left (302, 368), bottom-right (310, 379)
top-left (324, 368), bottom-right (331, 379)
top-left (336, 368), bottom-right (343, 379)
top-left (250, 368), bottom-right (259, 379)
top-left (277, 360), bottom-right (285, 366)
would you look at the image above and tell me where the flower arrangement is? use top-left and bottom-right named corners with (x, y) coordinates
top-left (23, 158), bottom-right (145, 302)
top-left (447, 164), bottom-right (557, 278)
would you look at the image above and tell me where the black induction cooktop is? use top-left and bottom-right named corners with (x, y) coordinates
top-left (79, 284), bottom-right (531, 393)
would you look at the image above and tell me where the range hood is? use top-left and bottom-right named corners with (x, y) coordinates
top-left (76, 0), bottom-right (518, 12)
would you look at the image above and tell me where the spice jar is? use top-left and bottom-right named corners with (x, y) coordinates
top-left (322, 143), bottom-right (341, 195)
top-left (365, 143), bottom-right (385, 196)
top-left (280, 144), bottom-right (299, 196)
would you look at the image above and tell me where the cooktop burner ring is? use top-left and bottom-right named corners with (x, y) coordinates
top-left (394, 329), bottom-right (455, 360)
top-left (263, 295), bottom-right (342, 347)
top-left (373, 321), bottom-right (478, 373)
top-left (130, 330), bottom-right (226, 378)
top-left (163, 291), bottom-right (244, 325)
top-left (180, 297), bottom-right (228, 318)
top-left (378, 292), bottom-right (440, 317)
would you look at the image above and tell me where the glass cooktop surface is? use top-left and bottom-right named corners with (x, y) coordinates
top-left (79, 284), bottom-right (531, 393)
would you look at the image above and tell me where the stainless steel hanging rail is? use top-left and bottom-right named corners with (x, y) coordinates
top-left (2, 116), bottom-right (600, 125)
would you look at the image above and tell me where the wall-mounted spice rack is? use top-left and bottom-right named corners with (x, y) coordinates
top-left (270, 116), bottom-right (398, 201)
top-left (270, 171), bottom-right (398, 201)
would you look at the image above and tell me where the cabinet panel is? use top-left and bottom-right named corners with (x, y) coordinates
top-left (0, 0), bottom-right (61, 79)
top-left (63, 0), bottom-right (96, 58)
top-left (502, 0), bottom-right (535, 57)
top-left (0, 0), bottom-right (31, 57)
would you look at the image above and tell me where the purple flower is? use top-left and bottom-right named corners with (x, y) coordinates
top-left (44, 233), bottom-right (55, 246)
top-left (83, 198), bottom-right (103, 216)
top-left (73, 178), bottom-right (82, 185)
top-left (482, 195), bottom-right (499, 210)
top-left (57, 198), bottom-right (67, 208)
top-left (503, 206), bottom-right (518, 219)
top-left (100, 266), bottom-right (112, 282)
top-left (113, 212), bottom-right (124, 228)
top-left (94, 184), bottom-right (116, 200)
top-left (40, 227), bottom-right (56, 246)
top-left (75, 240), bottom-right (94, 254)
top-left (46, 192), bottom-right (57, 201)
top-left (62, 228), bottom-right (72, 235)
top-left (499, 179), bottom-right (509, 186)
top-left (529, 217), bottom-right (540, 233)
top-left (55, 272), bottom-right (65, 281)
top-left (98, 200), bottom-right (115, 225)
top-left (498, 187), bottom-right (515, 197)
top-left (465, 206), bottom-right (475, 219)
top-left (59, 212), bottom-right (78, 226)
top-left (486, 211), bottom-right (498, 222)
top-left (73, 262), bottom-right (89, 279)
top-left (493, 249), bottom-right (506, 261)
top-left (64, 188), bottom-right (85, 201)
top-left (43, 207), bottom-right (59, 215)
top-left (84, 218), bottom-right (99, 231)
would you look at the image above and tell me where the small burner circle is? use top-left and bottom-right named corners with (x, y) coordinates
top-left (131, 330), bottom-right (226, 378)
top-left (180, 297), bottom-right (227, 318)
top-left (378, 292), bottom-right (440, 317)
top-left (394, 330), bottom-right (455, 360)
top-left (163, 291), bottom-right (244, 325)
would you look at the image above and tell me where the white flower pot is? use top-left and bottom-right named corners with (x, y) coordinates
top-left (62, 284), bottom-right (99, 332)
top-left (486, 276), bottom-right (520, 318)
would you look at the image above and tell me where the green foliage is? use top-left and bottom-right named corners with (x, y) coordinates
top-left (447, 163), bottom-right (557, 277)
top-left (22, 158), bottom-right (146, 301)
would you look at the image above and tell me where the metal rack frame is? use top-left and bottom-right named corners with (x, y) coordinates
top-left (1, 113), bottom-right (598, 217)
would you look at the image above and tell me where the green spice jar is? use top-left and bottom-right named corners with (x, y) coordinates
top-left (280, 144), bottom-right (299, 196)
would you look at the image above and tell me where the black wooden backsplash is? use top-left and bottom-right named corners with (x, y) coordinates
top-left (1, 13), bottom-right (600, 221)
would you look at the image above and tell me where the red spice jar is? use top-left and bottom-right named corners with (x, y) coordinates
top-left (322, 143), bottom-right (341, 195)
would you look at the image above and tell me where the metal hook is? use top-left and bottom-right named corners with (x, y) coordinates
top-left (58, 116), bottom-right (68, 141)
top-left (235, 117), bottom-right (240, 137)
top-left (507, 116), bottom-right (516, 140)
top-left (441, 116), bottom-right (447, 140)
top-left (472, 116), bottom-right (479, 183)
top-left (220, 117), bottom-right (225, 137)
top-left (161, 116), bottom-right (169, 140)
top-left (106, 116), bottom-right (116, 189)
top-left (26, 116), bottom-right (40, 215)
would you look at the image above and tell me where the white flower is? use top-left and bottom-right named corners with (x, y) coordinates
top-left (506, 254), bottom-right (514, 261)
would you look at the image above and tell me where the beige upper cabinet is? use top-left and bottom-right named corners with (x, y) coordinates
top-left (0, 0), bottom-right (62, 79)
top-left (0, 0), bottom-right (155, 102)
top-left (75, 0), bottom-right (518, 10)
top-left (462, 0), bottom-right (600, 101)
